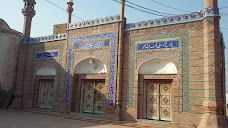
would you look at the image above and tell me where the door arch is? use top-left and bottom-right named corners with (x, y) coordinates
top-left (138, 59), bottom-right (177, 121)
top-left (34, 65), bottom-right (56, 109)
top-left (72, 58), bottom-right (107, 114)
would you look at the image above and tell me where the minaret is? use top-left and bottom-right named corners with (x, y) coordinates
top-left (22, 0), bottom-right (36, 38)
top-left (67, 0), bottom-right (74, 25)
top-left (198, 0), bottom-right (228, 127)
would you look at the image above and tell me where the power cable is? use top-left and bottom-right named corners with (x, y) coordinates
top-left (219, 6), bottom-right (228, 9)
top-left (44, 0), bottom-right (84, 21)
top-left (149, 0), bottom-right (190, 13)
top-left (125, 0), bottom-right (176, 16)
top-left (111, 0), bottom-right (165, 17)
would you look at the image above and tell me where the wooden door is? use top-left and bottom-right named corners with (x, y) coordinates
top-left (160, 83), bottom-right (171, 121)
top-left (83, 82), bottom-right (95, 113)
top-left (82, 81), bottom-right (105, 114)
top-left (146, 81), bottom-right (171, 121)
top-left (146, 82), bottom-right (159, 120)
top-left (94, 82), bottom-right (104, 114)
top-left (39, 79), bottom-right (54, 109)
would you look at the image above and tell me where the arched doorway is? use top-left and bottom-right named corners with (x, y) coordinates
top-left (138, 59), bottom-right (177, 122)
top-left (33, 65), bottom-right (56, 109)
top-left (72, 58), bottom-right (107, 114)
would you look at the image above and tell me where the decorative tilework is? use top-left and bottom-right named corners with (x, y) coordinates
top-left (137, 40), bottom-right (179, 51)
top-left (204, 7), bottom-right (219, 17)
top-left (73, 49), bottom-right (110, 68)
top-left (36, 51), bottom-right (58, 59)
top-left (125, 7), bottom-right (219, 31)
top-left (65, 32), bottom-right (116, 107)
top-left (136, 51), bottom-right (179, 68)
top-left (22, 33), bottom-right (67, 44)
top-left (30, 44), bottom-right (65, 102)
top-left (68, 15), bottom-right (120, 30)
top-left (129, 30), bottom-right (189, 111)
top-left (22, 7), bottom-right (219, 45)
top-left (74, 40), bottom-right (109, 49)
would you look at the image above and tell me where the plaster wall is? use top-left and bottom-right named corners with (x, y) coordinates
top-left (0, 25), bottom-right (22, 107)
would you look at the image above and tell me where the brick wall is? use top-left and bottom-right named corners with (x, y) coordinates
top-left (121, 21), bottom-right (206, 126)
top-left (13, 17), bottom-right (224, 127)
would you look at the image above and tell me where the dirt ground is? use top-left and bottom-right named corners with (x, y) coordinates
top-left (0, 109), bottom-right (130, 128)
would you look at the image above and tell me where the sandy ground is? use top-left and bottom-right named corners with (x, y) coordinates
top-left (0, 109), bottom-right (129, 128)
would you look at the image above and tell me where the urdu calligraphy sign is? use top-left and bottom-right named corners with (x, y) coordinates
top-left (74, 40), bottom-right (109, 49)
top-left (137, 40), bottom-right (179, 51)
top-left (36, 51), bottom-right (58, 59)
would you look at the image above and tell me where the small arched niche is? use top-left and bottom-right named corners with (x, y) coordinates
top-left (139, 59), bottom-right (177, 74)
top-left (36, 65), bottom-right (56, 76)
top-left (75, 58), bottom-right (107, 74)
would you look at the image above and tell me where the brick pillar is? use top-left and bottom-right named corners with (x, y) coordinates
top-left (115, 0), bottom-right (125, 120)
top-left (11, 44), bottom-right (27, 109)
top-left (198, 0), bottom-right (228, 127)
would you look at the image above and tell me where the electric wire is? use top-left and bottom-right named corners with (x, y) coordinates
top-left (45, 0), bottom-right (84, 21)
top-left (125, 0), bottom-right (176, 16)
top-left (111, 0), bottom-right (165, 17)
top-left (149, 0), bottom-right (190, 13)
top-left (219, 6), bottom-right (228, 9)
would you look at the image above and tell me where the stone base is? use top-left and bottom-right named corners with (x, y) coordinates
top-left (198, 99), bottom-right (228, 128)
top-left (198, 113), bottom-right (227, 128)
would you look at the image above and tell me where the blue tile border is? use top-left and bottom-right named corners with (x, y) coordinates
top-left (137, 40), bottom-right (179, 51)
top-left (65, 32), bottom-right (117, 107)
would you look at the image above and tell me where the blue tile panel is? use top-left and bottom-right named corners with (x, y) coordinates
top-left (36, 51), bottom-right (58, 59)
top-left (65, 32), bottom-right (116, 107)
top-left (74, 40), bottom-right (109, 49)
top-left (137, 40), bottom-right (179, 51)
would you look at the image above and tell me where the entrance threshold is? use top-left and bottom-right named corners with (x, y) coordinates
top-left (70, 112), bottom-right (105, 119)
top-left (138, 119), bottom-right (172, 126)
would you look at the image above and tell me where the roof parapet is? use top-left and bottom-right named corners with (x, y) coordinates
top-left (68, 15), bottom-right (121, 30)
top-left (22, 7), bottom-right (219, 44)
top-left (125, 7), bottom-right (219, 31)
top-left (22, 33), bottom-right (67, 44)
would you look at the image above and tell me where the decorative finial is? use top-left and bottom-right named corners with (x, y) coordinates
top-left (68, 0), bottom-right (73, 3)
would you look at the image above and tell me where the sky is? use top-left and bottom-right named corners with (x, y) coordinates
top-left (0, 0), bottom-right (228, 94)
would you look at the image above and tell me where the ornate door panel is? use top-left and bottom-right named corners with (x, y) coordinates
top-left (146, 82), bottom-right (159, 120)
top-left (160, 83), bottom-right (171, 121)
top-left (82, 81), bottom-right (105, 114)
top-left (145, 81), bottom-right (171, 121)
top-left (94, 82), bottom-right (104, 114)
top-left (39, 79), bottom-right (54, 109)
top-left (83, 82), bottom-right (95, 113)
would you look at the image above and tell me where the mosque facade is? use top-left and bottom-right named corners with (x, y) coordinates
top-left (0, 0), bottom-right (227, 127)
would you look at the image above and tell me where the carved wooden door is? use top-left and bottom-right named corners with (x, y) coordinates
top-left (159, 83), bottom-right (171, 121)
top-left (39, 79), bottom-right (54, 109)
top-left (146, 82), bottom-right (159, 120)
top-left (83, 82), bottom-right (95, 113)
top-left (94, 82), bottom-right (104, 114)
top-left (83, 81), bottom-right (104, 114)
top-left (146, 81), bottom-right (171, 121)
